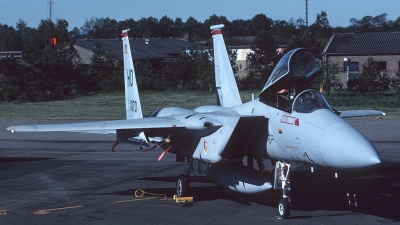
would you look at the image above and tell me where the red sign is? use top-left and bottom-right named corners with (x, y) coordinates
top-left (280, 115), bottom-right (299, 126)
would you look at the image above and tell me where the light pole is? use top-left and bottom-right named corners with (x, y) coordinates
top-left (343, 57), bottom-right (351, 88)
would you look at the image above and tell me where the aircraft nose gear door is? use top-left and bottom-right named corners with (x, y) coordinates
top-left (274, 161), bottom-right (291, 219)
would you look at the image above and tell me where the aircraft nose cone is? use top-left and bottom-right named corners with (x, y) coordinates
top-left (319, 121), bottom-right (381, 169)
top-left (369, 154), bottom-right (381, 165)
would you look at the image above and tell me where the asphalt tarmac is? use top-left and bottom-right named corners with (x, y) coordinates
top-left (0, 118), bottom-right (399, 225)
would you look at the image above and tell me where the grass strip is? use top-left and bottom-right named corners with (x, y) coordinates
top-left (0, 90), bottom-right (398, 119)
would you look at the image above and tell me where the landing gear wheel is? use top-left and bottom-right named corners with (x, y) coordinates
top-left (176, 174), bottom-right (189, 197)
top-left (278, 198), bottom-right (290, 219)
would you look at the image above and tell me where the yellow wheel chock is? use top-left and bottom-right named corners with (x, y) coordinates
top-left (173, 195), bottom-right (193, 203)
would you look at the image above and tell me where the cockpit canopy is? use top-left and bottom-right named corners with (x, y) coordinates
top-left (292, 89), bottom-right (332, 113)
top-left (259, 48), bottom-right (321, 102)
top-left (258, 48), bottom-right (323, 113)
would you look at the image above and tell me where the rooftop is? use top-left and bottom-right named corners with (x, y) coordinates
top-left (74, 37), bottom-right (196, 61)
top-left (323, 32), bottom-right (400, 56)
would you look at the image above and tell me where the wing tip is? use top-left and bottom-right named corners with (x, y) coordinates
top-left (7, 127), bottom-right (15, 133)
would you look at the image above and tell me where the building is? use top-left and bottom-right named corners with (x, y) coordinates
top-left (74, 37), bottom-right (196, 65)
top-left (0, 51), bottom-right (22, 59)
top-left (227, 36), bottom-right (256, 77)
top-left (322, 32), bottom-right (400, 89)
top-left (74, 36), bottom-right (259, 77)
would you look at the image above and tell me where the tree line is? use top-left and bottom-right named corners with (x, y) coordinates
top-left (1, 12), bottom-right (400, 102)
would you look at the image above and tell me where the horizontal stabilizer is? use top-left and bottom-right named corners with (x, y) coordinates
top-left (339, 110), bottom-right (385, 118)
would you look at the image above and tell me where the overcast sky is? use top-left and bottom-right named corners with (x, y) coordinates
top-left (1, 0), bottom-right (399, 29)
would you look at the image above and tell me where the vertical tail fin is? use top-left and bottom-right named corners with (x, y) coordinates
top-left (121, 29), bottom-right (143, 119)
top-left (211, 24), bottom-right (242, 107)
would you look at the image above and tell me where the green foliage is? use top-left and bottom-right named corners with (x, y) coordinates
top-left (390, 68), bottom-right (400, 97)
top-left (324, 90), bottom-right (400, 110)
top-left (80, 17), bottom-right (119, 39)
top-left (317, 59), bottom-right (341, 95)
top-left (242, 29), bottom-right (276, 90)
top-left (203, 15), bottom-right (231, 38)
top-left (117, 18), bottom-right (137, 37)
top-left (0, 21), bottom-right (28, 51)
top-left (1, 19), bottom-right (83, 101)
top-left (228, 49), bottom-right (241, 75)
top-left (359, 57), bottom-right (390, 94)
top-left (157, 16), bottom-right (175, 38)
top-left (3, 12), bottom-right (400, 102)
top-left (193, 49), bottom-right (213, 91)
top-left (250, 14), bottom-right (273, 34)
top-left (84, 42), bottom-right (123, 92)
top-left (155, 47), bottom-right (240, 92)
top-left (183, 17), bottom-right (205, 41)
top-left (309, 11), bottom-right (333, 40)
top-left (285, 30), bottom-right (327, 59)
top-left (349, 13), bottom-right (393, 32)
top-left (134, 46), bottom-right (242, 92)
top-left (172, 52), bottom-right (197, 90)
top-left (1, 58), bottom-right (44, 102)
top-left (135, 59), bottom-right (154, 90)
top-left (376, 72), bottom-right (391, 91)
top-left (137, 17), bottom-right (159, 38)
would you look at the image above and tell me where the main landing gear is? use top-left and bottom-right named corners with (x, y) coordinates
top-left (176, 157), bottom-right (210, 197)
top-left (176, 174), bottom-right (189, 197)
top-left (175, 157), bottom-right (293, 219)
top-left (176, 157), bottom-right (192, 197)
top-left (274, 161), bottom-right (291, 219)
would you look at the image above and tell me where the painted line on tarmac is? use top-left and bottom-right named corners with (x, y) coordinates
top-left (115, 197), bottom-right (159, 203)
top-left (33, 205), bottom-right (83, 215)
top-left (3, 195), bottom-right (172, 216)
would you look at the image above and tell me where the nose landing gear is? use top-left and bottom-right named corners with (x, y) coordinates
top-left (274, 161), bottom-right (291, 219)
top-left (278, 198), bottom-right (290, 219)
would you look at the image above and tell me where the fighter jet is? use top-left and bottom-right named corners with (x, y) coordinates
top-left (7, 25), bottom-right (383, 219)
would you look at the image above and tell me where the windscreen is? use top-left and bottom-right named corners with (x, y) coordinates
top-left (292, 90), bottom-right (332, 113)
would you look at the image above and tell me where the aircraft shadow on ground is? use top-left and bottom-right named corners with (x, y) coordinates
top-left (288, 166), bottom-right (400, 221)
top-left (113, 165), bottom-right (400, 221)
top-left (0, 157), bottom-right (53, 162)
top-left (138, 176), bottom-right (212, 183)
top-left (93, 164), bottom-right (400, 221)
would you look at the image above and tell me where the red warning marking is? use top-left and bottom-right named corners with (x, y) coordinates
top-left (280, 115), bottom-right (299, 126)
top-left (211, 29), bottom-right (222, 35)
top-left (277, 89), bottom-right (288, 94)
top-left (294, 118), bottom-right (299, 126)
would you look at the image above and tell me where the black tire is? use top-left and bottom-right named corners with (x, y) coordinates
top-left (176, 174), bottom-right (189, 197)
top-left (278, 198), bottom-right (290, 219)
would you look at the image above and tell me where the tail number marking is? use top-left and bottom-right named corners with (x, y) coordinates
top-left (127, 69), bottom-right (134, 87)
top-left (129, 100), bottom-right (137, 112)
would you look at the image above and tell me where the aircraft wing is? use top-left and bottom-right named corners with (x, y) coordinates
top-left (338, 109), bottom-right (385, 118)
top-left (7, 117), bottom-right (186, 134)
